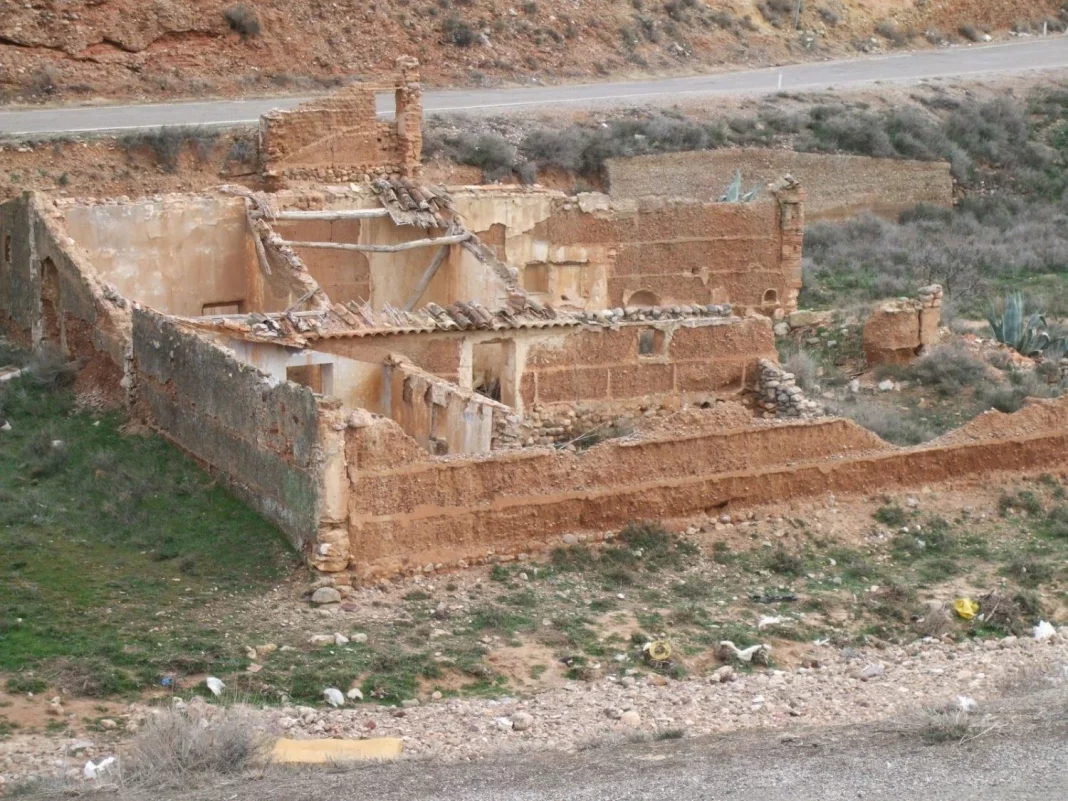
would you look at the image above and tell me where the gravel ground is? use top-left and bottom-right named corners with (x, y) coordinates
top-left (260, 632), bottom-right (1066, 758)
top-left (61, 691), bottom-right (1068, 801)
top-left (6, 631), bottom-right (1066, 795)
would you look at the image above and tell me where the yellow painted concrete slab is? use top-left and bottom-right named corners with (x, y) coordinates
top-left (272, 737), bottom-right (403, 764)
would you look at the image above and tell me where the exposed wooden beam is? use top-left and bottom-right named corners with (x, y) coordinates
top-left (282, 232), bottom-right (470, 254)
top-left (273, 209), bottom-right (391, 221)
top-left (246, 212), bottom-right (272, 276)
top-left (402, 244), bottom-right (450, 311)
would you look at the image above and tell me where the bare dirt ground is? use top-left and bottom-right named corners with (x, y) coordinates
top-left (0, 0), bottom-right (1063, 106)
top-left (4, 465), bottom-right (1068, 792)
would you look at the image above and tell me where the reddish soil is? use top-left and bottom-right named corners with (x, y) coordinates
top-left (0, 0), bottom-right (1063, 106)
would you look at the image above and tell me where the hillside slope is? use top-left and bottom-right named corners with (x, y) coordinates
top-left (0, 0), bottom-right (1064, 105)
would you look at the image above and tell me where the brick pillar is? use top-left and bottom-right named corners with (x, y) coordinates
top-left (394, 57), bottom-right (423, 177)
top-left (773, 176), bottom-right (805, 314)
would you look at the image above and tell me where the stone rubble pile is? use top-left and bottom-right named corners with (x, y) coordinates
top-left (755, 358), bottom-right (823, 419)
top-left (573, 303), bottom-right (732, 326)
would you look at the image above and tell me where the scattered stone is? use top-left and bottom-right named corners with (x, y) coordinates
top-left (98, 719), bottom-right (117, 731)
top-left (347, 687), bottom-right (364, 701)
top-left (620, 710), bottom-right (641, 727)
top-left (310, 587), bottom-right (342, 605)
top-left (512, 712), bottom-right (534, 731)
top-left (877, 379), bottom-right (895, 392)
top-left (352, 632), bottom-right (368, 644)
top-left (401, 699), bottom-right (420, 709)
top-left (712, 665), bottom-right (736, 684)
top-left (859, 663), bottom-right (885, 681)
top-left (334, 633), bottom-right (349, 645)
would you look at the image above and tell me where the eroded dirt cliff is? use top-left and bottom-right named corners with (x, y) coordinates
top-left (0, 0), bottom-right (1064, 104)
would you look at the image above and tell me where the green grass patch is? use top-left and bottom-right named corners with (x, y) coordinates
top-left (0, 364), bottom-right (297, 698)
top-left (999, 490), bottom-right (1044, 517)
top-left (874, 504), bottom-right (908, 528)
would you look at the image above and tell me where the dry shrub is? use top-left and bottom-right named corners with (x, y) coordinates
top-left (224, 4), bottom-right (261, 38)
top-left (916, 706), bottom-right (984, 744)
top-left (121, 707), bottom-right (269, 788)
top-left (875, 20), bottom-right (909, 47)
top-left (905, 343), bottom-right (987, 397)
top-left (784, 349), bottom-right (818, 391)
top-left (914, 605), bottom-right (953, 638)
top-left (829, 398), bottom-right (936, 446)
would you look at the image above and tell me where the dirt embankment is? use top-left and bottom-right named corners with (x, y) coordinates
top-left (0, 0), bottom-right (1064, 105)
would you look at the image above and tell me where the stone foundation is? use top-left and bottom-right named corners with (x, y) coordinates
top-left (755, 358), bottom-right (824, 419)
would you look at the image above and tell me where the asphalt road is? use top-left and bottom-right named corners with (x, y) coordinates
top-left (2, 36), bottom-right (1068, 136)
top-left (76, 713), bottom-right (1068, 801)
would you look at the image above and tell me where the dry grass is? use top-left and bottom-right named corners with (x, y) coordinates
top-left (783, 349), bottom-right (818, 392)
top-left (915, 707), bottom-right (992, 744)
top-left (119, 707), bottom-right (270, 788)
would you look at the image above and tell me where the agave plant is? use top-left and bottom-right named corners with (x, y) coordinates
top-left (719, 170), bottom-right (762, 203)
top-left (987, 292), bottom-right (1058, 357)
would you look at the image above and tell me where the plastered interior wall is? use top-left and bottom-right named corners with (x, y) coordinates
top-left (272, 215), bottom-right (504, 312)
top-left (335, 395), bottom-right (1068, 577)
top-left (61, 196), bottom-right (267, 318)
top-left (383, 359), bottom-right (505, 454)
top-left (605, 149), bottom-right (955, 220)
top-left (0, 194), bottom-right (129, 381)
top-left (221, 337), bottom-right (384, 413)
top-left (267, 186), bottom-right (802, 314)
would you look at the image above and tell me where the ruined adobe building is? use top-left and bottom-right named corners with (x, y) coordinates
top-left (1, 63), bottom-right (1066, 579)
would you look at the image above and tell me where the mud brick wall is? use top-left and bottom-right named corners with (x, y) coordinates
top-left (260, 60), bottom-right (422, 181)
top-left (0, 194), bottom-right (37, 339)
top-left (605, 149), bottom-right (954, 220)
top-left (341, 414), bottom-right (892, 576)
top-left (532, 194), bottom-right (802, 314)
top-left (271, 217), bottom-right (371, 305)
top-left (337, 394), bottom-right (1068, 578)
top-left (863, 284), bottom-right (943, 366)
top-left (131, 309), bottom-right (325, 548)
top-left (520, 317), bottom-right (776, 406)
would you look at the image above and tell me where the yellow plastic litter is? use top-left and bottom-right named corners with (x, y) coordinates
top-left (645, 640), bottom-right (672, 661)
top-left (953, 598), bottom-right (979, 620)
top-left (272, 737), bottom-right (403, 764)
